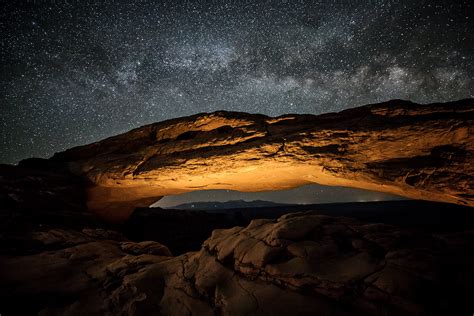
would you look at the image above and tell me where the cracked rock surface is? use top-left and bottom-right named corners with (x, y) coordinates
top-left (163, 212), bottom-right (474, 315)
top-left (2, 212), bottom-right (474, 315)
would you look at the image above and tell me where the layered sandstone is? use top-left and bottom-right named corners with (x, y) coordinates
top-left (50, 99), bottom-right (474, 221)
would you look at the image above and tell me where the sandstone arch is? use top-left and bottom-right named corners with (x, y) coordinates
top-left (51, 99), bottom-right (474, 222)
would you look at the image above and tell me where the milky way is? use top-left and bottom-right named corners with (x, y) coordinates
top-left (1, 0), bottom-right (472, 164)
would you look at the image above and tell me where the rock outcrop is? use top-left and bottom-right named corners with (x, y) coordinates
top-left (0, 162), bottom-right (97, 239)
top-left (0, 227), bottom-right (172, 315)
top-left (50, 99), bottom-right (474, 221)
top-left (163, 212), bottom-right (474, 315)
top-left (2, 212), bottom-right (474, 315)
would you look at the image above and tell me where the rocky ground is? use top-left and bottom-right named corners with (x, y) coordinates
top-left (2, 207), bottom-right (474, 315)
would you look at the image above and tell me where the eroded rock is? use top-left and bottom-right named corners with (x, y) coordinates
top-left (2, 213), bottom-right (474, 315)
top-left (48, 99), bottom-right (473, 221)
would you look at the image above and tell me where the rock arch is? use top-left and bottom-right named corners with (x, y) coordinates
top-left (51, 99), bottom-right (474, 222)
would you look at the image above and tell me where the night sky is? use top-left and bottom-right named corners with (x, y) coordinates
top-left (1, 1), bottom-right (472, 204)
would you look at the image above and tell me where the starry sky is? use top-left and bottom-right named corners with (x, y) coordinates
top-left (1, 0), bottom-right (472, 204)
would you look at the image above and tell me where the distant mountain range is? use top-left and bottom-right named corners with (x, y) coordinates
top-left (165, 199), bottom-right (292, 210)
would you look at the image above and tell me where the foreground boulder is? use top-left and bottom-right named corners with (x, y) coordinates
top-left (2, 212), bottom-right (473, 315)
top-left (0, 227), bottom-right (172, 315)
top-left (49, 99), bottom-right (474, 221)
top-left (159, 212), bottom-right (474, 315)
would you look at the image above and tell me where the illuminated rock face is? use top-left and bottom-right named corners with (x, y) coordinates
top-left (51, 99), bottom-right (474, 221)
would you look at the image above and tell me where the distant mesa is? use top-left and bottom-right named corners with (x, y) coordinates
top-left (164, 199), bottom-right (291, 210)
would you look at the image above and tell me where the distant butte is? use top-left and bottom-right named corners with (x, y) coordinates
top-left (47, 99), bottom-right (474, 221)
